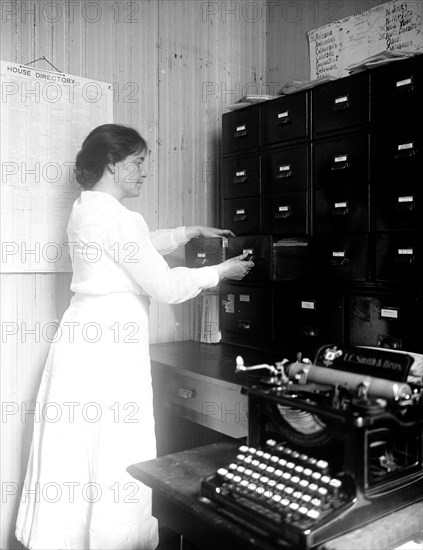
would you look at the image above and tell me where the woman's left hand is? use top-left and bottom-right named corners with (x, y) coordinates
top-left (186, 225), bottom-right (235, 239)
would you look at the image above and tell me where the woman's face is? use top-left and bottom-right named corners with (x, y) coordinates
top-left (114, 149), bottom-right (148, 199)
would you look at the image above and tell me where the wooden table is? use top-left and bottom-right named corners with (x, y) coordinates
top-left (128, 442), bottom-right (423, 550)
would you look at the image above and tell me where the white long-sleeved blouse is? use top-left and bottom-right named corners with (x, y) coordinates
top-left (66, 190), bottom-right (219, 302)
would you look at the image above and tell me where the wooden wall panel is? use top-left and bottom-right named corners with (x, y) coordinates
top-left (0, 1), bottom-right (266, 547)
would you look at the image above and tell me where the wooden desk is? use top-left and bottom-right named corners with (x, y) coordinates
top-left (128, 442), bottom-right (423, 550)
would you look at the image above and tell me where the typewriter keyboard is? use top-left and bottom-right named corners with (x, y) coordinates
top-left (201, 439), bottom-right (356, 548)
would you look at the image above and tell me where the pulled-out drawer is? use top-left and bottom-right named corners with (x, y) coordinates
top-left (155, 367), bottom-right (248, 439)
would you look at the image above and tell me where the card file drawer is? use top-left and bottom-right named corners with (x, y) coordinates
top-left (314, 186), bottom-right (369, 234)
top-left (185, 237), bottom-right (225, 268)
top-left (261, 144), bottom-right (309, 194)
top-left (223, 197), bottom-right (261, 235)
top-left (313, 72), bottom-right (370, 135)
top-left (261, 92), bottom-right (309, 145)
top-left (262, 192), bottom-right (308, 235)
top-left (374, 186), bottom-right (421, 232)
top-left (375, 233), bottom-right (422, 283)
top-left (222, 155), bottom-right (261, 199)
top-left (224, 235), bottom-right (308, 282)
top-left (371, 55), bottom-right (423, 129)
top-left (274, 288), bottom-right (345, 358)
top-left (313, 133), bottom-right (369, 188)
top-left (373, 130), bottom-right (423, 183)
top-left (348, 294), bottom-right (421, 351)
top-left (312, 234), bottom-right (368, 282)
top-left (220, 284), bottom-right (273, 344)
top-left (222, 106), bottom-right (260, 155)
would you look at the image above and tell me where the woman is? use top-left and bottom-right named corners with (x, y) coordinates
top-left (15, 124), bottom-right (253, 550)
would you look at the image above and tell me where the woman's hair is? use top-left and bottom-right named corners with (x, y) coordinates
top-left (74, 124), bottom-right (147, 189)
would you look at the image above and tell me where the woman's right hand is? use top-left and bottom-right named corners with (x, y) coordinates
top-left (214, 251), bottom-right (255, 281)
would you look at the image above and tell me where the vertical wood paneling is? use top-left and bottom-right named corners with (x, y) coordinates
top-left (1, 1), bottom-right (266, 547)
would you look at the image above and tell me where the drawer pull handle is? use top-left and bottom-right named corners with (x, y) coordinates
top-left (394, 142), bottom-right (417, 159)
top-left (234, 125), bottom-right (248, 139)
top-left (276, 164), bottom-right (293, 179)
top-left (237, 319), bottom-right (251, 330)
top-left (331, 201), bottom-right (349, 216)
top-left (275, 111), bottom-right (291, 125)
top-left (393, 77), bottom-right (414, 95)
top-left (333, 94), bottom-right (350, 111)
top-left (233, 175), bottom-right (248, 184)
top-left (330, 154), bottom-right (350, 171)
top-left (177, 387), bottom-right (196, 399)
top-left (300, 326), bottom-right (318, 338)
top-left (275, 205), bottom-right (291, 219)
top-left (330, 251), bottom-right (349, 266)
top-left (396, 248), bottom-right (416, 264)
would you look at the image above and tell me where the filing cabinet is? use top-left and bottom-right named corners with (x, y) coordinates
top-left (217, 57), bottom-right (423, 355)
top-left (313, 72), bottom-right (369, 135)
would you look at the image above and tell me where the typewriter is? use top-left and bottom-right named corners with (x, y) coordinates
top-left (201, 344), bottom-right (423, 549)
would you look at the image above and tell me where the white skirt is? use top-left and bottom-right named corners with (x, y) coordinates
top-left (15, 292), bottom-right (159, 550)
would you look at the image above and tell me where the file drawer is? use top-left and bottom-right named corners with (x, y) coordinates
top-left (375, 233), bottom-right (422, 283)
top-left (225, 236), bottom-right (308, 282)
top-left (261, 92), bottom-right (309, 145)
top-left (274, 288), bottom-right (345, 358)
top-left (374, 186), bottom-right (422, 232)
top-left (220, 284), bottom-right (273, 344)
top-left (312, 234), bottom-right (368, 282)
top-left (314, 186), bottom-right (369, 234)
top-left (223, 197), bottom-right (261, 235)
top-left (222, 155), bottom-right (261, 199)
top-left (371, 55), bottom-right (423, 129)
top-left (225, 235), bottom-right (272, 281)
top-left (313, 72), bottom-right (369, 135)
top-left (373, 130), bottom-right (423, 183)
top-left (262, 144), bottom-right (309, 194)
top-left (313, 133), bottom-right (369, 188)
top-left (262, 192), bottom-right (307, 235)
top-left (185, 237), bottom-right (224, 268)
top-left (349, 294), bottom-right (420, 352)
top-left (222, 105), bottom-right (260, 155)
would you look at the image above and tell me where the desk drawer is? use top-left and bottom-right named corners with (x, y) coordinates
top-left (163, 371), bottom-right (248, 438)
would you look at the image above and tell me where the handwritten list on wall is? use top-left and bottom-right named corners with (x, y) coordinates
top-left (308, 0), bottom-right (423, 79)
top-left (0, 61), bottom-right (113, 272)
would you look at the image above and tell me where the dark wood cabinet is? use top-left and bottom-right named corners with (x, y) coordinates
top-left (216, 56), bottom-right (423, 358)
